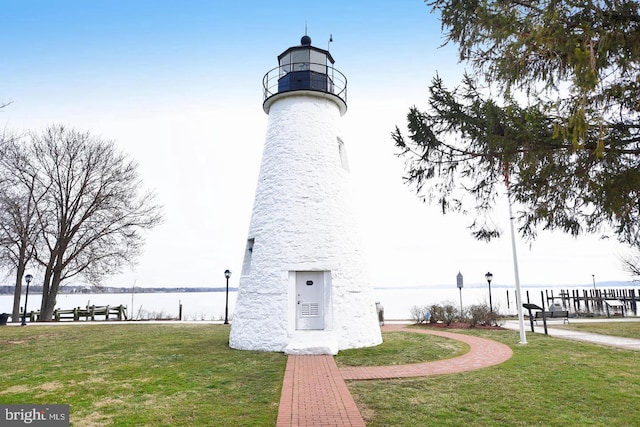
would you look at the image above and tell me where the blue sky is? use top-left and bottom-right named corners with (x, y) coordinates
top-left (1, 1), bottom-right (634, 289)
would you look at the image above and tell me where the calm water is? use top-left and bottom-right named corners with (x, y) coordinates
top-left (1, 284), bottom-right (636, 321)
top-left (0, 292), bottom-right (238, 321)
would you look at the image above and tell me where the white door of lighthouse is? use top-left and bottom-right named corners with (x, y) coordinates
top-left (296, 272), bottom-right (325, 330)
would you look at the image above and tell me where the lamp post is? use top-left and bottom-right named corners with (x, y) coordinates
top-left (21, 274), bottom-right (33, 326)
top-left (456, 272), bottom-right (464, 316)
top-left (224, 270), bottom-right (231, 324)
top-left (485, 272), bottom-right (493, 313)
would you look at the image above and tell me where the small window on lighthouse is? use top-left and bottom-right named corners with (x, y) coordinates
top-left (338, 137), bottom-right (350, 171)
top-left (242, 238), bottom-right (255, 275)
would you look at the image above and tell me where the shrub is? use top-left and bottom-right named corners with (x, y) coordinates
top-left (410, 305), bottom-right (429, 324)
top-left (468, 303), bottom-right (498, 326)
top-left (428, 304), bottom-right (443, 323)
top-left (442, 303), bottom-right (457, 326)
top-left (412, 303), bottom-right (461, 326)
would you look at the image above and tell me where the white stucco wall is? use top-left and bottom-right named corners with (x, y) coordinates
top-left (229, 93), bottom-right (382, 353)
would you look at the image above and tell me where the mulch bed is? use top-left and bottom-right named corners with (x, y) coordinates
top-left (417, 322), bottom-right (505, 330)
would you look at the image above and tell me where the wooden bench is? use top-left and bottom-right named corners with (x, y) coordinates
top-left (535, 310), bottom-right (569, 324)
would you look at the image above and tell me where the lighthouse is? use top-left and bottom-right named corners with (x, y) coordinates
top-left (229, 35), bottom-right (382, 355)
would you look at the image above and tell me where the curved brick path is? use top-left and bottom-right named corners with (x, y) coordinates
top-left (276, 324), bottom-right (513, 426)
top-left (340, 324), bottom-right (513, 380)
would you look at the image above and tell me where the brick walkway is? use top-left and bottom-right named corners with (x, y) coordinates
top-left (276, 324), bottom-right (513, 426)
top-left (276, 354), bottom-right (366, 427)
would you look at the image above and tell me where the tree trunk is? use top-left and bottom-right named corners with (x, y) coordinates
top-left (39, 268), bottom-right (53, 320)
top-left (11, 265), bottom-right (25, 323)
top-left (40, 267), bottom-right (62, 321)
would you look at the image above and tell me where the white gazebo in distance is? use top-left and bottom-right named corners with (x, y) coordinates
top-left (229, 35), bottom-right (382, 355)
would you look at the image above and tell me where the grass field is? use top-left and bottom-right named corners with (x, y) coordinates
top-left (336, 330), bottom-right (469, 367)
top-left (2, 323), bottom-right (640, 426)
top-left (0, 324), bottom-right (286, 426)
top-left (347, 327), bottom-right (640, 426)
top-left (554, 320), bottom-right (640, 339)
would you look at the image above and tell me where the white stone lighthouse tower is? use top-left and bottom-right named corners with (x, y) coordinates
top-left (229, 35), bottom-right (382, 355)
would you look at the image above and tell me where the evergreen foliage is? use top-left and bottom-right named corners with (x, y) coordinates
top-left (394, 0), bottom-right (640, 245)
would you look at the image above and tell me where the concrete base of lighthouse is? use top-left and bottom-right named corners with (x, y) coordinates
top-left (284, 331), bottom-right (339, 355)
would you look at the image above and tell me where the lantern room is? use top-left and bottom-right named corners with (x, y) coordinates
top-left (262, 35), bottom-right (347, 115)
top-left (277, 35), bottom-right (334, 92)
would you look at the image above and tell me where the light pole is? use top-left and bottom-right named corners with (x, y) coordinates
top-left (456, 272), bottom-right (464, 316)
top-left (485, 272), bottom-right (493, 313)
top-left (224, 269), bottom-right (231, 324)
top-left (21, 274), bottom-right (33, 326)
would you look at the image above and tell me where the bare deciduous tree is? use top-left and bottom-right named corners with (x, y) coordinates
top-left (18, 125), bottom-right (164, 321)
top-left (621, 252), bottom-right (640, 281)
top-left (0, 133), bottom-right (41, 322)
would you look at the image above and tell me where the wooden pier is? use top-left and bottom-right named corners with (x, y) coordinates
top-left (516, 288), bottom-right (639, 317)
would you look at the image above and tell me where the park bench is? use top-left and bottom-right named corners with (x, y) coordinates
top-left (535, 310), bottom-right (569, 324)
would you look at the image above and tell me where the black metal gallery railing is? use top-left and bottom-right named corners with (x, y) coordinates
top-left (263, 63), bottom-right (347, 105)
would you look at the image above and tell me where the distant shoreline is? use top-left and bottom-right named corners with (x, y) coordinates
top-left (373, 281), bottom-right (637, 290)
top-left (0, 286), bottom-right (238, 295)
top-left (2, 280), bottom-right (636, 296)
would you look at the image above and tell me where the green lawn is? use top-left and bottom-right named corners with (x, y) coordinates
top-left (346, 328), bottom-right (640, 426)
top-left (553, 320), bottom-right (640, 339)
top-left (2, 323), bottom-right (640, 426)
top-left (0, 324), bottom-right (286, 426)
top-left (336, 330), bottom-right (469, 367)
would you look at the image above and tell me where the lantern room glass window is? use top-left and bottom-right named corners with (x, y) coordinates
top-left (291, 50), bottom-right (309, 71)
top-left (279, 47), bottom-right (331, 75)
top-left (310, 50), bottom-right (327, 73)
